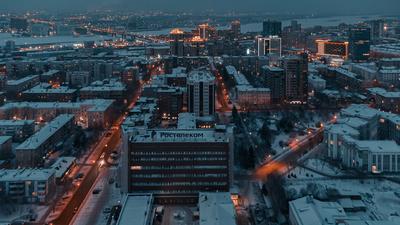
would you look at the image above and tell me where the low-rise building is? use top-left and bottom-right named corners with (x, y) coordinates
top-left (66, 71), bottom-right (91, 88)
top-left (325, 104), bottom-right (400, 173)
top-left (289, 196), bottom-right (347, 225)
top-left (0, 119), bottom-right (35, 141)
top-left (15, 114), bottom-right (75, 167)
top-left (80, 79), bottom-right (127, 104)
top-left (0, 99), bottom-right (115, 129)
top-left (308, 74), bottom-right (326, 92)
top-left (0, 136), bottom-right (12, 159)
top-left (341, 137), bottom-right (400, 172)
top-left (0, 168), bottom-right (56, 203)
top-left (39, 70), bottom-right (64, 83)
top-left (368, 87), bottom-right (400, 114)
top-left (49, 156), bottom-right (76, 183)
top-left (377, 67), bottom-right (400, 86)
top-left (6, 75), bottom-right (40, 98)
top-left (22, 83), bottom-right (77, 102)
top-left (116, 193), bottom-right (153, 225)
top-left (236, 85), bottom-right (271, 108)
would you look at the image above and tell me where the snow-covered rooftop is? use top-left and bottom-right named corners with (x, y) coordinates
top-left (199, 192), bottom-right (237, 225)
top-left (50, 156), bottom-right (76, 179)
top-left (116, 194), bottom-right (153, 225)
top-left (0, 168), bottom-right (54, 182)
top-left (368, 87), bottom-right (400, 98)
top-left (6, 75), bottom-right (39, 86)
top-left (177, 113), bottom-right (196, 129)
top-left (0, 119), bottom-right (35, 126)
top-left (289, 196), bottom-right (347, 225)
top-left (0, 136), bottom-right (11, 145)
top-left (16, 114), bottom-right (74, 151)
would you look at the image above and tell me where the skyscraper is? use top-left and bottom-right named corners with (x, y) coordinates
top-left (257, 36), bottom-right (282, 57)
top-left (262, 20), bottom-right (282, 37)
top-left (349, 26), bottom-right (371, 62)
top-left (283, 54), bottom-right (309, 104)
top-left (263, 66), bottom-right (285, 104)
top-left (369, 19), bottom-right (385, 41)
top-left (187, 70), bottom-right (215, 117)
top-left (170, 28), bottom-right (185, 56)
top-left (231, 20), bottom-right (241, 38)
top-left (10, 17), bottom-right (28, 32)
top-left (315, 39), bottom-right (349, 59)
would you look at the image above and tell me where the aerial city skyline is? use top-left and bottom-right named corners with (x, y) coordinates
top-left (0, 2), bottom-right (399, 225)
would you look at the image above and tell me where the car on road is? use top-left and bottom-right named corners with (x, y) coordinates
top-left (103, 208), bottom-right (111, 214)
top-left (75, 173), bottom-right (84, 179)
top-left (92, 189), bottom-right (102, 194)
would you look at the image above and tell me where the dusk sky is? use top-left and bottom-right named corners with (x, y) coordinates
top-left (1, 0), bottom-right (399, 14)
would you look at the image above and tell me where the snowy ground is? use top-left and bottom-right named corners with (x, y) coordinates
top-left (271, 133), bottom-right (290, 155)
top-left (303, 158), bottom-right (345, 176)
top-left (0, 204), bottom-right (49, 224)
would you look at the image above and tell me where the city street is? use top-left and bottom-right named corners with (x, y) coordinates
top-left (46, 80), bottom-right (144, 225)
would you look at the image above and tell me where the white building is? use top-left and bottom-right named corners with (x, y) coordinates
top-left (257, 35), bottom-right (282, 57)
top-left (325, 104), bottom-right (400, 173)
top-left (289, 196), bottom-right (398, 225)
top-left (0, 99), bottom-right (115, 129)
top-left (325, 124), bottom-right (360, 159)
top-left (340, 137), bottom-right (400, 173)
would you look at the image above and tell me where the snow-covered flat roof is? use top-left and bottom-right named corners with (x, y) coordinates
top-left (6, 75), bottom-right (39, 86)
top-left (326, 123), bottom-right (360, 137)
top-left (0, 120), bottom-right (35, 126)
top-left (0, 168), bottom-right (54, 182)
top-left (352, 139), bottom-right (400, 153)
top-left (199, 192), bottom-right (237, 225)
top-left (117, 194), bottom-right (153, 225)
top-left (16, 114), bottom-right (74, 151)
top-left (0, 136), bottom-right (12, 145)
top-left (340, 104), bottom-right (379, 120)
top-left (24, 84), bottom-right (77, 94)
top-left (368, 87), bottom-right (400, 98)
top-left (289, 196), bottom-right (347, 225)
top-left (50, 156), bottom-right (76, 179)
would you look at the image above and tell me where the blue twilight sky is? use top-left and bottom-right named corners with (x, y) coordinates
top-left (1, 0), bottom-right (399, 14)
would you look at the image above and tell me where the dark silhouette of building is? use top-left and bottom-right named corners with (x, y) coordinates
top-left (263, 66), bottom-right (285, 104)
top-left (10, 17), bottom-right (28, 32)
top-left (349, 26), bottom-right (371, 62)
top-left (283, 53), bottom-right (309, 104)
top-left (169, 28), bottom-right (186, 56)
top-left (231, 20), bottom-right (241, 38)
top-left (187, 71), bottom-right (215, 117)
top-left (262, 20), bottom-right (282, 37)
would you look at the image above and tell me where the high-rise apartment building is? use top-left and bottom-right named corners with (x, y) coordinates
top-left (187, 70), bottom-right (215, 117)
